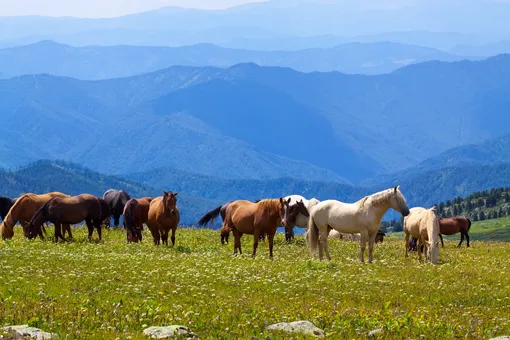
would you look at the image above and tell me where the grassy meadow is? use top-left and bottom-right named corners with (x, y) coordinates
top-left (1, 221), bottom-right (510, 339)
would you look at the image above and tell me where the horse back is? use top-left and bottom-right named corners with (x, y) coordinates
top-left (439, 216), bottom-right (469, 235)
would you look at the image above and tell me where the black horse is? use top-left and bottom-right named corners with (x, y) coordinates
top-left (0, 196), bottom-right (17, 221)
top-left (103, 190), bottom-right (131, 227)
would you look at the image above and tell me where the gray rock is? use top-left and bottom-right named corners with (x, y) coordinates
top-left (368, 328), bottom-right (383, 337)
top-left (2, 325), bottom-right (56, 339)
top-left (266, 321), bottom-right (324, 337)
top-left (142, 325), bottom-right (198, 339)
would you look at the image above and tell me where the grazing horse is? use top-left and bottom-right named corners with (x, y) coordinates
top-left (123, 197), bottom-right (153, 243)
top-left (438, 216), bottom-right (472, 248)
top-left (375, 230), bottom-right (386, 244)
top-left (282, 195), bottom-right (320, 242)
top-left (220, 198), bottom-right (290, 259)
top-left (0, 192), bottom-right (69, 240)
top-left (27, 194), bottom-right (104, 242)
top-left (97, 197), bottom-right (112, 228)
top-left (308, 186), bottom-right (410, 263)
top-left (404, 207), bottom-right (440, 264)
top-left (103, 189), bottom-right (131, 227)
top-left (0, 196), bottom-right (16, 221)
top-left (198, 200), bottom-right (267, 245)
top-left (147, 192), bottom-right (180, 246)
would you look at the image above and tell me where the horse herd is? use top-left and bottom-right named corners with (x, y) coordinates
top-left (0, 186), bottom-right (472, 264)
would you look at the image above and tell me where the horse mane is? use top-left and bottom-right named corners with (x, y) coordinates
top-left (257, 199), bottom-right (281, 211)
top-left (357, 196), bottom-right (369, 208)
top-left (366, 187), bottom-right (407, 207)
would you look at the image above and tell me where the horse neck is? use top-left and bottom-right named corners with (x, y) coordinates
top-left (427, 213), bottom-right (440, 244)
top-left (260, 200), bottom-right (281, 223)
top-left (365, 196), bottom-right (392, 222)
top-left (3, 197), bottom-right (25, 230)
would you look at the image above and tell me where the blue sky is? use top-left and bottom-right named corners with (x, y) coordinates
top-left (0, 0), bottom-right (265, 17)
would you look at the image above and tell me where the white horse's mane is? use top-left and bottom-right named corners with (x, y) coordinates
top-left (359, 187), bottom-right (406, 209)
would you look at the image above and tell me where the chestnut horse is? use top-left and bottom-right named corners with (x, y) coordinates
top-left (123, 197), bottom-right (153, 243)
top-left (0, 192), bottom-right (69, 240)
top-left (438, 216), bottom-right (472, 248)
top-left (27, 194), bottom-right (104, 242)
top-left (147, 192), bottom-right (179, 246)
top-left (198, 200), bottom-right (267, 245)
top-left (220, 198), bottom-right (290, 259)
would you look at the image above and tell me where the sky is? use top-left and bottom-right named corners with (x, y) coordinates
top-left (0, 0), bottom-right (266, 17)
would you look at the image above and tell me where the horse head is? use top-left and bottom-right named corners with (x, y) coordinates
top-left (279, 197), bottom-right (292, 227)
top-left (284, 200), bottom-right (309, 227)
top-left (163, 191), bottom-right (178, 215)
top-left (391, 186), bottom-right (410, 217)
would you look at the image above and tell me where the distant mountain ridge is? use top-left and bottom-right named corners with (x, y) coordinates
top-left (0, 40), bottom-right (468, 79)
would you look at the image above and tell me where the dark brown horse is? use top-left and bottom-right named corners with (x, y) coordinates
top-left (283, 200), bottom-right (310, 241)
top-left (220, 198), bottom-right (290, 259)
top-left (123, 197), bottom-right (153, 243)
top-left (98, 197), bottom-right (112, 228)
top-left (375, 230), bottom-right (386, 244)
top-left (147, 192), bottom-right (179, 246)
top-left (438, 216), bottom-right (472, 248)
top-left (27, 194), bottom-right (104, 242)
top-left (0, 196), bottom-right (16, 222)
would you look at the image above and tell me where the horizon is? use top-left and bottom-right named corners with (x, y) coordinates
top-left (0, 0), bottom-right (267, 18)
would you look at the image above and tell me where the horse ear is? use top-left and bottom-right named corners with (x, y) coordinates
top-left (163, 191), bottom-right (168, 196)
top-left (280, 198), bottom-right (284, 204)
top-left (173, 192), bottom-right (178, 197)
top-left (287, 198), bottom-right (292, 204)
top-left (394, 186), bottom-right (398, 193)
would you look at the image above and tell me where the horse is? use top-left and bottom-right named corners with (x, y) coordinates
top-left (198, 200), bottom-right (267, 245)
top-left (123, 197), bottom-right (153, 243)
top-left (147, 192), bottom-right (180, 246)
top-left (282, 195), bottom-right (320, 242)
top-left (404, 207), bottom-right (440, 264)
top-left (27, 194), bottom-right (104, 242)
top-left (438, 216), bottom-right (472, 248)
top-left (327, 229), bottom-right (385, 243)
top-left (375, 230), bottom-right (386, 244)
top-left (0, 192), bottom-right (69, 240)
top-left (103, 189), bottom-right (131, 227)
top-left (0, 196), bottom-right (16, 221)
top-left (307, 186), bottom-right (410, 263)
top-left (220, 198), bottom-right (290, 259)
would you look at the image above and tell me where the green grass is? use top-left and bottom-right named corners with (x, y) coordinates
top-left (1, 227), bottom-right (510, 339)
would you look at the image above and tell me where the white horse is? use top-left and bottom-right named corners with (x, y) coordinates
top-left (404, 207), bottom-right (440, 264)
top-left (282, 195), bottom-right (320, 241)
top-left (328, 230), bottom-right (361, 241)
top-left (307, 186), bottom-right (410, 263)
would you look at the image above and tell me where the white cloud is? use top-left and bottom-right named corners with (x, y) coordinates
top-left (0, 0), bottom-right (266, 17)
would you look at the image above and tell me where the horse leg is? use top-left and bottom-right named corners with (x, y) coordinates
top-left (95, 221), bottom-right (102, 241)
top-left (405, 232), bottom-right (410, 257)
top-left (458, 232), bottom-right (465, 248)
top-left (252, 228), bottom-right (261, 258)
top-left (233, 229), bottom-right (242, 255)
top-left (64, 224), bottom-right (73, 240)
top-left (171, 228), bottom-right (176, 247)
top-left (54, 222), bottom-right (63, 243)
top-left (465, 231), bottom-right (470, 248)
top-left (439, 234), bottom-right (444, 248)
top-left (359, 231), bottom-right (369, 263)
top-left (418, 240), bottom-right (424, 262)
top-left (268, 232), bottom-right (275, 260)
top-left (317, 229), bottom-right (325, 261)
top-left (368, 232), bottom-right (377, 263)
top-left (150, 227), bottom-right (160, 246)
top-left (323, 236), bottom-right (331, 262)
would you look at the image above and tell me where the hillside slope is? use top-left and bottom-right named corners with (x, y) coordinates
top-left (1, 56), bottom-right (510, 182)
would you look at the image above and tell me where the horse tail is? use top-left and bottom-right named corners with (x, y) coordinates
top-left (307, 214), bottom-right (320, 256)
top-left (198, 205), bottom-right (223, 228)
top-left (466, 217), bottom-right (472, 231)
top-left (124, 200), bottom-right (138, 234)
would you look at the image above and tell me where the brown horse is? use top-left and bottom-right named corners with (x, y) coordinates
top-left (98, 197), bottom-right (112, 228)
top-left (27, 194), bottom-right (104, 242)
top-left (123, 197), bottom-right (153, 243)
top-left (438, 216), bottom-right (472, 248)
top-left (375, 230), bottom-right (386, 244)
top-left (147, 192), bottom-right (179, 246)
top-left (220, 198), bottom-right (290, 259)
top-left (0, 192), bottom-right (69, 240)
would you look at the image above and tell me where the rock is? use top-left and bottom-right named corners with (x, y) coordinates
top-left (368, 328), bottom-right (383, 337)
top-left (490, 337), bottom-right (510, 340)
top-left (266, 321), bottom-right (324, 337)
top-left (2, 325), bottom-right (56, 339)
top-left (142, 325), bottom-right (198, 339)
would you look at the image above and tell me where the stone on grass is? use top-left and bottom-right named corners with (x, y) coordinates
top-left (265, 321), bottom-right (324, 337)
top-left (143, 325), bottom-right (198, 339)
top-left (2, 325), bottom-right (55, 339)
top-left (368, 328), bottom-right (383, 337)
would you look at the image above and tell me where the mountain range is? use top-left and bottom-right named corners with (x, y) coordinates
top-left (0, 40), bottom-right (469, 79)
top-left (1, 0), bottom-right (510, 40)
top-left (1, 55), bottom-right (510, 184)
